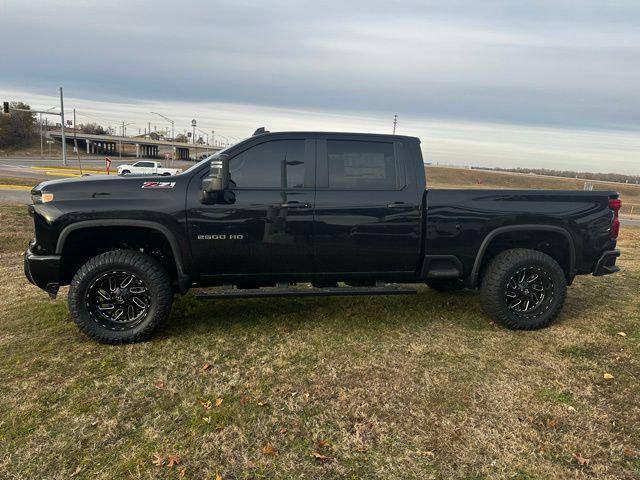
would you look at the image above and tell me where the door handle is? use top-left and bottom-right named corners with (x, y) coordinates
top-left (281, 201), bottom-right (310, 209)
top-left (387, 202), bottom-right (410, 208)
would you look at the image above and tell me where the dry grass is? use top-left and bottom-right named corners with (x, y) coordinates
top-left (428, 165), bottom-right (640, 208)
top-left (0, 203), bottom-right (32, 254)
top-left (1, 211), bottom-right (639, 479)
top-left (0, 177), bottom-right (37, 187)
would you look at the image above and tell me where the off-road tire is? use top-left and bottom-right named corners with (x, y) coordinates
top-left (68, 250), bottom-right (173, 344)
top-left (425, 279), bottom-right (465, 292)
top-left (480, 248), bottom-right (566, 330)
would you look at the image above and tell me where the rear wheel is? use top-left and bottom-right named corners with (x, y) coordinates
top-left (425, 279), bottom-right (465, 292)
top-left (480, 248), bottom-right (566, 330)
top-left (68, 250), bottom-right (173, 344)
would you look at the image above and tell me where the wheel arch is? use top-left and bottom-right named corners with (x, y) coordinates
top-left (469, 225), bottom-right (576, 288)
top-left (56, 220), bottom-right (190, 292)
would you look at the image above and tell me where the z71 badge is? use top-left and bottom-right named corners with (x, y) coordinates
top-left (142, 181), bottom-right (176, 189)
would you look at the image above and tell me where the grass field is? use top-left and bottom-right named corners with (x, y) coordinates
top-left (0, 203), bottom-right (639, 479)
top-left (427, 166), bottom-right (640, 211)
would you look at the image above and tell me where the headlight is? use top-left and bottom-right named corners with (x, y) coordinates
top-left (32, 191), bottom-right (54, 204)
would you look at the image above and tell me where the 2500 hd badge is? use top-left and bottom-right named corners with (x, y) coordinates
top-left (197, 234), bottom-right (244, 240)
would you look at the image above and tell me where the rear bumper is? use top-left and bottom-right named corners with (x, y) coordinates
top-left (24, 244), bottom-right (61, 297)
top-left (593, 249), bottom-right (620, 276)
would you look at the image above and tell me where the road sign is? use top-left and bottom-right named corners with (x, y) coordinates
top-left (105, 157), bottom-right (112, 175)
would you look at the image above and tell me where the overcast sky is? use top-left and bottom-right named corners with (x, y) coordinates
top-left (1, 0), bottom-right (639, 173)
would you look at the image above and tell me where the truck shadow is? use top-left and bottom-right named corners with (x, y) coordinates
top-left (166, 288), bottom-right (494, 338)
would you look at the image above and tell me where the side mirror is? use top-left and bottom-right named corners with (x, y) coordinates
top-left (201, 155), bottom-right (229, 204)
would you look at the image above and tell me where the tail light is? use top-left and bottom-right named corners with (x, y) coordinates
top-left (609, 197), bottom-right (621, 239)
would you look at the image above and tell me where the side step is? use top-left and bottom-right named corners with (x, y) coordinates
top-left (195, 284), bottom-right (417, 300)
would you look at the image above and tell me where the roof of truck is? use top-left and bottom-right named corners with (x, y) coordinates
top-left (252, 130), bottom-right (420, 142)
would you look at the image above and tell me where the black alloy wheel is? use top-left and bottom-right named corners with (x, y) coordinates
top-left (504, 265), bottom-right (554, 317)
top-left (85, 270), bottom-right (151, 331)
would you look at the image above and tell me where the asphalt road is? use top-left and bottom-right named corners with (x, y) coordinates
top-left (0, 189), bottom-right (31, 204)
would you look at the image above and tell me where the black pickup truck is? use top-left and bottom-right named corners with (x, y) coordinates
top-left (24, 130), bottom-right (621, 343)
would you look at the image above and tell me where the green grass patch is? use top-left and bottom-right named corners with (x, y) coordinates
top-left (535, 388), bottom-right (577, 407)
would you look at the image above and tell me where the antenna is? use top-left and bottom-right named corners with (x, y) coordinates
top-left (253, 127), bottom-right (269, 136)
top-left (392, 114), bottom-right (398, 135)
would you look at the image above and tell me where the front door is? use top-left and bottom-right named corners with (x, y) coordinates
top-left (186, 136), bottom-right (316, 280)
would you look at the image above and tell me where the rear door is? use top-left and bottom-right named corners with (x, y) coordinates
top-left (185, 135), bottom-right (316, 278)
top-left (313, 135), bottom-right (422, 274)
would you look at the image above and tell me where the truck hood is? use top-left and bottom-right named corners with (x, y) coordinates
top-left (32, 174), bottom-right (184, 201)
top-left (33, 174), bottom-right (130, 193)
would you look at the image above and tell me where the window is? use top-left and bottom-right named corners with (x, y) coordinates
top-left (135, 161), bottom-right (154, 168)
top-left (229, 140), bottom-right (306, 188)
top-left (327, 140), bottom-right (396, 189)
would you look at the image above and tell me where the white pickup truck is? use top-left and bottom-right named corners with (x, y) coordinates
top-left (117, 161), bottom-right (182, 176)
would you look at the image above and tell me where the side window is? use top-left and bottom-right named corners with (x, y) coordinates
top-left (327, 140), bottom-right (397, 189)
top-left (136, 161), bottom-right (153, 168)
top-left (229, 140), bottom-right (306, 188)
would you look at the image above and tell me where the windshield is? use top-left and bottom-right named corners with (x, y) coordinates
top-left (179, 144), bottom-right (235, 176)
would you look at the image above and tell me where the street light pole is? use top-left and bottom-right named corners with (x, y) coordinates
top-left (60, 87), bottom-right (67, 166)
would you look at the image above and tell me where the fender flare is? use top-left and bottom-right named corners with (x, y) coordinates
top-left (469, 224), bottom-right (576, 287)
top-left (56, 219), bottom-right (190, 291)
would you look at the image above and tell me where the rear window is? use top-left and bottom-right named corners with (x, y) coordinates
top-left (327, 140), bottom-right (397, 189)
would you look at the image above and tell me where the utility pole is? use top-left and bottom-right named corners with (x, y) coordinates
top-left (150, 111), bottom-right (175, 163)
top-left (39, 113), bottom-right (43, 159)
top-left (60, 87), bottom-right (67, 166)
top-left (73, 108), bottom-right (83, 175)
top-left (392, 114), bottom-right (398, 135)
top-left (120, 121), bottom-right (124, 161)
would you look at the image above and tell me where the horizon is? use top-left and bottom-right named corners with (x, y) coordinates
top-left (3, 87), bottom-right (640, 176)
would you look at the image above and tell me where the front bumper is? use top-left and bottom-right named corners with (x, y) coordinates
top-left (593, 249), bottom-right (620, 276)
top-left (24, 243), bottom-right (61, 298)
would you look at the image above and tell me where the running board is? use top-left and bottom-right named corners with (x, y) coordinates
top-left (195, 285), bottom-right (417, 300)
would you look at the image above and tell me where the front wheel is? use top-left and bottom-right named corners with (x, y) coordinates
top-left (480, 248), bottom-right (566, 330)
top-left (119, 169), bottom-right (130, 176)
top-left (68, 250), bottom-right (173, 344)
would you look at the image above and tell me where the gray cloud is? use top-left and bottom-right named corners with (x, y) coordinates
top-left (1, 0), bottom-right (639, 130)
